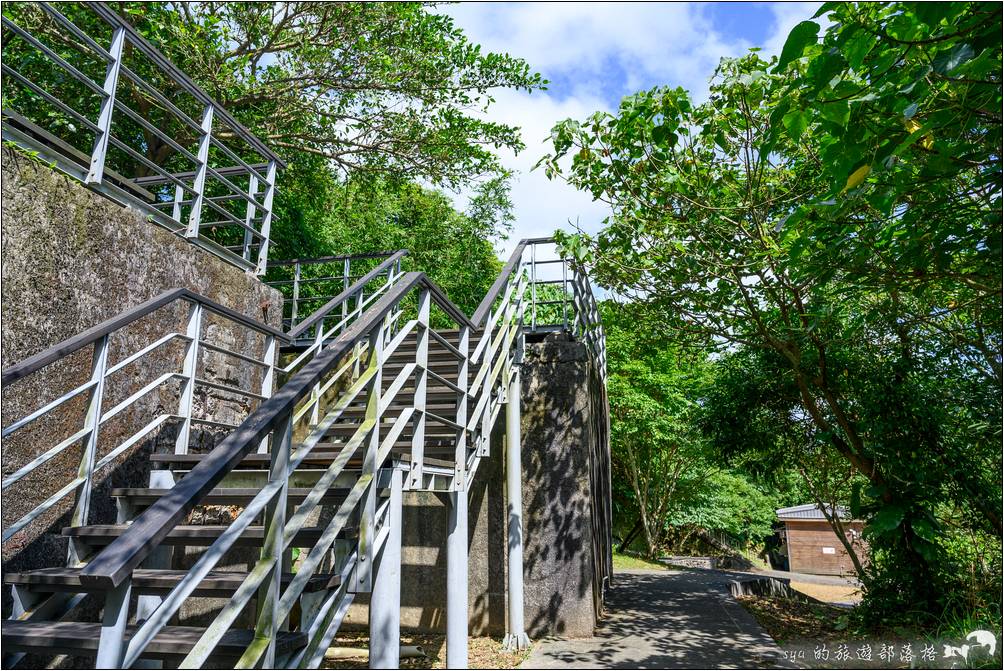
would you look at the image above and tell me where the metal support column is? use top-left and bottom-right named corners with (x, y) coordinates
top-left (503, 366), bottom-right (530, 650)
top-left (446, 490), bottom-right (469, 669)
top-left (95, 579), bottom-right (132, 669)
top-left (86, 26), bottom-right (124, 184)
top-left (186, 105), bottom-right (214, 237)
top-left (370, 466), bottom-right (403, 669)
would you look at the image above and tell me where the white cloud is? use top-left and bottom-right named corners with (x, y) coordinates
top-left (443, 2), bottom-right (820, 257)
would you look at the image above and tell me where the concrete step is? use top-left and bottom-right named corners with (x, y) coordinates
top-left (62, 524), bottom-right (356, 547)
top-left (3, 567), bottom-right (339, 597)
top-left (1, 620), bottom-right (306, 660)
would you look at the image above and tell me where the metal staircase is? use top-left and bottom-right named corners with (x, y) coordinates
top-left (1, 239), bottom-right (607, 669)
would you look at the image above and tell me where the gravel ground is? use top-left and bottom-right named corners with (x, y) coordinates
top-left (321, 631), bottom-right (532, 669)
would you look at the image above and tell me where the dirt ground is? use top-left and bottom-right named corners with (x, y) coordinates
top-left (790, 580), bottom-right (862, 604)
top-left (320, 631), bottom-right (532, 669)
top-left (738, 595), bottom-right (851, 645)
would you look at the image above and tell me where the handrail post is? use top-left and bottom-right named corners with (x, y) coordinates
top-left (175, 300), bottom-right (203, 454)
top-left (68, 334), bottom-right (109, 566)
top-left (171, 184), bottom-right (184, 222)
top-left (186, 104), bottom-right (215, 237)
top-left (291, 261), bottom-right (301, 329)
top-left (370, 465), bottom-right (403, 669)
top-left (242, 172), bottom-right (258, 263)
top-left (309, 318), bottom-right (325, 425)
top-left (95, 579), bottom-right (132, 669)
top-left (502, 362), bottom-right (530, 651)
top-left (454, 326), bottom-right (469, 490)
top-left (562, 259), bottom-right (569, 332)
top-left (353, 318), bottom-right (384, 593)
top-left (255, 413), bottom-right (291, 667)
top-left (447, 322), bottom-right (470, 669)
top-left (255, 160), bottom-right (277, 275)
top-left (410, 288), bottom-right (430, 489)
top-left (85, 26), bottom-right (124, 184)
top-left (530, 243), bottom-right (537, 331)
top-left (446, 489), bottom-right (468, 669)
top-left (341, 258), bottom-right (351, 326)
top-left (257, 334), bottom-right (277, 454)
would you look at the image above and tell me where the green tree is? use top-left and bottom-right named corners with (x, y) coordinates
top-left (539, 2), bottom-right (1001, 626)
top-left (603, 301), bottom-right (712, 558)
top-left (267, 171), bottom-right (508, 317)
top-left (3, 2), bottom-right (545, 187)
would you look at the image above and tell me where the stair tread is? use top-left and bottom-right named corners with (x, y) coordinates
top-left (153, 450), bottom-right (459, 470)
top-left (3, 567), bottom-right (339, 594)
top-left (0, 620), bottom-right (306, 657)
top-left (111, 487), bottom-right (351, 504)
top-left (62, 524), bottom-right (356, 545)
top-left (151, 447), bottom-right (456, 467)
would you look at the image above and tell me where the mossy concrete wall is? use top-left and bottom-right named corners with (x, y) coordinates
top-left (0, 148), bottom-right (282, 578)
top-left (345, 334), bottom-right (611, 639)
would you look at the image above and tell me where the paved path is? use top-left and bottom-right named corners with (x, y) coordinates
top-left (522, 568), bottom-right (789, 669)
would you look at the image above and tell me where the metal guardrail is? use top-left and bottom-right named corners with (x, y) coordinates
top-left (1, 289), bottom-right (284, 555)
top-left (0, 238), bottom-right (608, 668)
top-left (264, 251), bottom-right (405, 336)
top-left (0, 1), bottom-right (284, 274)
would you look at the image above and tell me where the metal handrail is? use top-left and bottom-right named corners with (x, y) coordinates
top-left (471, 238), bottom-right (551, 326)
top-left (0, 288), bottom-right (288, 386)
top-left (78, 272), bottom-right (473, 589)
top-left (286, 251), bottom-right (408, 340)
top-left (0, 290), bottom-right (282, 553)
top-left (1, 1), bottom-right (282, 274)
top-left (269, 251), bottom-right (401, 267)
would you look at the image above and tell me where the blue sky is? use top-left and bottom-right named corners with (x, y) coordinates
top-left (441, 1), bottom-right (821, 255)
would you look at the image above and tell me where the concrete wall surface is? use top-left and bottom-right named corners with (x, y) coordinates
top-left (345, 334), bottom-right (611, 639)
top-left (1, 148), bottom-right (282, 578)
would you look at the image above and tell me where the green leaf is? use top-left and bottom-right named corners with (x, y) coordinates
top-left (818, 101), bottom-right (850, 126)
top-left (776, 21), bottom-right (820, 71)
top-left (869, 505), bottom-right (906, 534)
top-left (811, 2), bottom-right (841, 19)
top-left (651, 125), bottom-right (678, 147)
top-left (842, 29), bottom-right (878, 71)
top-left (782, 109), bottom-right (810, 141)
top-left (933, 43), bottom-right (975, 75)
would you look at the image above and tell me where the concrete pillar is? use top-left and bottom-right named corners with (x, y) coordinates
top-left (446, 491), bottom-right (468, 668)
top-left (370, 467), bottom-right (403, 669)
top-left (503, 367), bottom-right (530, 651)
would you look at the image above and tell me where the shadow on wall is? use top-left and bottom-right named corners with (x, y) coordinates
top-left (346, 415), bottom-right (507, 635)
top-left (520, 333), bottom-right (611, 638)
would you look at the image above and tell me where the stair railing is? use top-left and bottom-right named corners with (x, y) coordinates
top-left (0, 289), bottom-right (286, 560)
top-left (78, 272), bottom-right (479, 668)
top-left (1, 1), bottom-right (285, 274)
top-left (266, 251), bottom-right (405, 333)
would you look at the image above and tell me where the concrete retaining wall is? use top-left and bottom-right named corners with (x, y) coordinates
top-left (1, 148), bottom-right (282, 579)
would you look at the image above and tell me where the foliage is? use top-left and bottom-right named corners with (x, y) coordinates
top-left (2, 1), bottom-right (544, 188)
top-left (541, 1), bottom-right (1001, 628)
top-left (266, 169), bottom-right (509, 317)
top-left (604, 301), bottom-right (778, 558)
top-left (668, 470), bottom-right (777, 548)
top-left (611, 550), bottom-right (669, 572)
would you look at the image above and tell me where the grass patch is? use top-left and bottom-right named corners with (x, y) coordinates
top-left (612, 550), bottom-right (668, 571)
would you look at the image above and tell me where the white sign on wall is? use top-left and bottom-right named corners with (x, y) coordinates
top-left (822, 547), bottom-right (836, 554)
